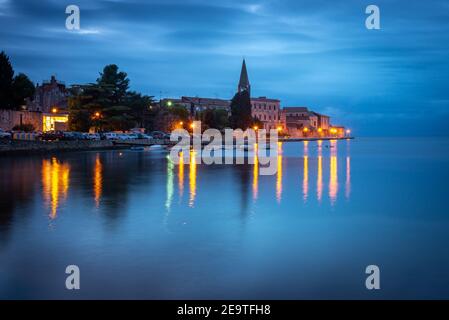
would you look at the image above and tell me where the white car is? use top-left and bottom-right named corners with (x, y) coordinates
top-left (138, 133), bottom-right (153, 140)
top-left (127, 133), bottom-right (139, 140)
top-left (104, 132), bottom-right (119, 140)
top-left (117, 134), bottom-right (131, 140)
top-left (86, 133), bottom-right (101, 140)
top-left (0, 129), bottom-right (12, 139)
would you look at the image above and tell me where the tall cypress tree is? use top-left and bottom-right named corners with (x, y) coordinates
top-left (0, 51), bottom-right (14, 109)
top-left (230, 90), bottom-right (253, 130)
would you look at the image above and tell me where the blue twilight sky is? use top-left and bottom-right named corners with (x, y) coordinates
top-left (1, 0), bottom-right (449, 136)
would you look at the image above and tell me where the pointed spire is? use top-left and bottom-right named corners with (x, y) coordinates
top-left (238, 59), bottom-right (250, 95)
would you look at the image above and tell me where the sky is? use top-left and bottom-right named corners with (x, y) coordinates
top-left (1, 0), bottom-right (449, 136)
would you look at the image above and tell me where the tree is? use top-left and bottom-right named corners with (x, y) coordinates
top-left (12, 73), bottom-right (35, 108)
top-left (125, 91), bottom-right (155, 128)
top-left (0, 51), bottom-right (35, 110)
top-left (97, 64), bottom-right (129, 104)
top-left (200, 109), bottom-right (229, 130)
top-left (69, 64), bottom-right (156, 132)
top-left (0, 51), bottom-right (14, 108)
top-left (229, 90), bottom-right (253, 130)
top-left (68, 84), bottom-right (99, 132)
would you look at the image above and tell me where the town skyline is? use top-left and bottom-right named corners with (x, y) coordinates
top-left (2, 0), bottom-right (449, 136)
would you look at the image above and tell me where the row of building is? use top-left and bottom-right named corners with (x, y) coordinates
top-left (161, 60), bottom-right (348, 137)
top-left (0, 75), bottom-right (69, 132)
top-left (0, 60), bottom-right (349, 137)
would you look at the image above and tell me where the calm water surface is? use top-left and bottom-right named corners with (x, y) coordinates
top-left (1, 137), bottom-right (449, 299)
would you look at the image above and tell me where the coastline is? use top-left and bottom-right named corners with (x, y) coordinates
top-left (0, 139), bottom-right (130, 156)
top-left (280, 136), bottom-right (354, 142)
top-left (0, 136), bottom-right (354, 156)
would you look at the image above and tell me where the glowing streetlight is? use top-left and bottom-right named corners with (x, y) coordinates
top-left (190, 123), bottom-right (195, 129)
top-left (167, 101), bottom-right (173, 107)
top-left (318, 128), bottom-right (323, 133)
top-left (51, 107), bottom-right (58, 113)
top-left (179, 121), bottom-right (183, 126)
top-left (95, 112), bottom-right (101, 118)
top-left (277, 126), bottom-right (282, 132)
top-left (253, 126), bottom-right (259, 131)
top-left (303, 127), bottom-right (309, 133)
top-left (346, 129), bottom-right (351, 135)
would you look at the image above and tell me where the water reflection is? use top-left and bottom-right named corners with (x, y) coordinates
top-left (4, 140), bottom-right (352, 228)
top-left (329, 140), bottom-right (338, 205)
top-left (253, 143), bottom-right (259, 200)
top-left (42, 157), bottom-right (70, 219)
top-left (303, 141), bottom-right (309, 202)
top-left (276, 142), bottom-right (283, 203)
top-left (189, 150), bottom-right (197, 208)
top-left (346, 156), bottom-right (351, 200)
top-left (93, 154), bottom-right (103, 208)
top-left (317, 140), bottom-right (323, 202)
top-left (178, 152), bottom-right (184, 198)
top-left (166, 158), bottom-right (174, 211)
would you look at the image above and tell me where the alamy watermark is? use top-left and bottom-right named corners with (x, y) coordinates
top-left (65, 265), bottom-right (80, 290)
top-left (365, 265), bottom-right (380, 290)
top-left (365, 5), bottom-right (381, 30)
top-left (169, 121), bottom-right (280, 176)
top-left (65, 5), bottom-right (80, 31)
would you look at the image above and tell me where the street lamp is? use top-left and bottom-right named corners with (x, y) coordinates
top-left (253, 126), bottom-right (259, 131)
top-left (51, 107), bottom-right (58, 113)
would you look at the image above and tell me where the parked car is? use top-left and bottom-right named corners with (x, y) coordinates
top-left (40, 131), bottom-right (64, 141)
top-left (86, 133), bottom-right (101, 140)
top-left (103, 132), bottom-right (119, 140)
top-left (150, 131), bottom-right (169, 139)
top-left (137, 133), bottom-right (153, 140)
top-left (62, 132), bottom-right (77, 141)
top-left (127, 133), bottom-right (139, 140)
top-left (0, 129), bottom-right (12, 139)
top-left (116, 134), bottom-right (127, 141)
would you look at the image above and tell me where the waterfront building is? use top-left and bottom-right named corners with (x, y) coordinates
top-left (161, 97), bottom-right (231, 118)
top-left (282, 107), bottom-right (312, 137)
top-left (250, 97), bottom-right (281, 131)
top-left (329, 126), bottom-right (346, 138)
top-left (0, 109), bottom-right (43, 131)
top-left (27, 75), bottom-right (69, 113)
top-left (181, 96), bottom-right (231, 114)
top-left (281, 107), bottom-right (332, 137)
top-left (312, 112), bottom-right (330, 130)
top-left (23, 75), bottom-right (69, 132)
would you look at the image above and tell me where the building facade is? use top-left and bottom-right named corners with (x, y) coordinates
top-left (312, 112), bottom-right (330, 130)
top-left (181, 96), bottom-right (231, 114)
top-left (251, 97), bottom-right (281, 131)
top-left (27, 75), bottom-right (69, 113)
top-left (281, 107), bottom-right (332, 137)
top-left (0, 109), bottom-right (43, 131)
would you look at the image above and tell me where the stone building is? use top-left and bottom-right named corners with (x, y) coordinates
top-left (0, 109), bottom-right (43, 131)
top-left (281, 107), bottom-right (332, 137)
top-left (27, 75), bottom-right (69, 113)
top-left (251, 97), bottom-right (281, 131)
